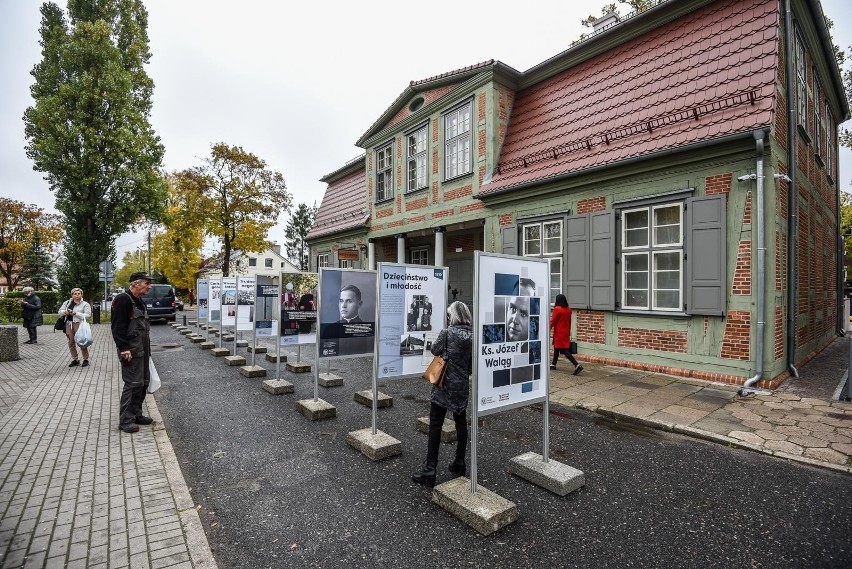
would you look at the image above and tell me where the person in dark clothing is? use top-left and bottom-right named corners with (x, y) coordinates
top-left (412, 301), bottom-right (473, 488)
top-left (20, 287), bottom-right (43, 344)
top-left (550, 294), bottom-right (582, 374)
top-left (111, 271), bottom-right (154, 433)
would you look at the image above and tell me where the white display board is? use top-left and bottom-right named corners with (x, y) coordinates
top-left (280, 272), bottom-right (318, 346)
top-left (376, 263), bottom-right (448, 378)
top-left (236, 276), bottom-right (255, 332)
top-left (254, 276), bottom-right (278, 338)
top-left (207, 279), bottom-right (222, 326)
top-left (221, 276), bottom-right (237, 327)
top-left (475, 252), bottom-right (549, 416)
top-left (196, 279), bottom-right (209, 321)
top-left (317, 268), bottom-right (376, 358)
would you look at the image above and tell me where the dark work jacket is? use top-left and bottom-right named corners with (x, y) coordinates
top-left (430, 324), bottom-right (473, 414)
top-left (111, 292), bottom-right (151, 358)
top-left (22, 293), bottom-right (43, 326)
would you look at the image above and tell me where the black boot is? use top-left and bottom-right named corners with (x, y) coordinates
top-left (411, 462), bottom-right (437, 487)
top-left (448, 459), bottom-right (465, 477)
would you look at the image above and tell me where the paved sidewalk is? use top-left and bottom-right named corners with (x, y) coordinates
top-left (0, 324), bottom-right (216, 569)
top-left (549, 355), bottom-right (852, 474)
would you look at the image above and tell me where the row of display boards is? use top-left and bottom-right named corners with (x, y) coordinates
top-left (188, 252), bottom-right (585, 535)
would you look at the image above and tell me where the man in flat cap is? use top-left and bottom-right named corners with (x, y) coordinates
top-left (111, 271), bottom-right (153, 433)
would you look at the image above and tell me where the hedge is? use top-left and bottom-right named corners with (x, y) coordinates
top-left (0, 291), bottom-right (111, 324)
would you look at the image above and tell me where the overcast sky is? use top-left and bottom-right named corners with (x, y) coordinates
top-left (2, 0), bottom-right (851, 265)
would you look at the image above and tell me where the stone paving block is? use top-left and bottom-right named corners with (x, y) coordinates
top-left (235, 340), bottom-right (248, 348)
top-left (199, 341), bottom-right (215, 350)
top-left (354, 390), bottom-right (392, 408)
top-left (296, 398), bottom-right (336, 420)
top-left (286, 361), bottom-right (311, 373)
top-left (432, 477), bottom-right (518, 536)
top-left (262, 379), bottom-right (293, 395)
top-left (224, 355), bottom-right (247, 366)
top-left (265, 352), bottom-right (285, 363)
top-left (508, 452), bottom-right (585, 496)
top-left (189, 336), bottom-right (204, 344)
top-left (210, 348), bottom-right (229, 357)
top-left (221, 334), bottom-right (235, 342)
top-left (239, 365), bottom-right (266, 378)
top-left (346, 428), bottom-right (402, 461)
top-left (247, 346), bottom-right (267, 354)
top-left (416, 416), bottom-right (457, 442)
top-left (318, 373), bottom-right (343, 387)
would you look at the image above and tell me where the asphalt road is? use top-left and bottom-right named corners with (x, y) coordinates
top-left (150, 325), bottom-right (852, 569)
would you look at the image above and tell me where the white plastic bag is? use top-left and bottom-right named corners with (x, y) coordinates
top-left (147, 357), bottom-right (161, 393)
top-left (74, 318), bottom-right (93, 347)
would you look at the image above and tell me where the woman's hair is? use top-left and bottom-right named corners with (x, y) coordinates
top-left (554, 294), bottom-right (568, 308)
top-left (70, 288), bottom-right (84, 297)
top-left (447, 301), bottom-right (471, 326)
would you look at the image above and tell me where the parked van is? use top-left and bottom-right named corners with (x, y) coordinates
top-left (141, 284), bottom-right (177, 323)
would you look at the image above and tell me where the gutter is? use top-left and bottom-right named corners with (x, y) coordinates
top-left (739, 130), bottom-right (770, 396)
top-left (784, 0), bottom-right (800, 378)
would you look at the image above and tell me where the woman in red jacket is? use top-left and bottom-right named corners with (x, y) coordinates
top-left (550, 294), bottom-right (583, 375)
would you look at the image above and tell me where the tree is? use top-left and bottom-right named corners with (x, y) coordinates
top-left (19, 228), bottom-right (56, 290)
top-left (193, 143), bottom-right (291, 276)
top-left (113, 249), bottom-right (149, 289)
top-left (151, 171), bottom-right (205, 290)
top-left (284, 202), bottom-right (318, 271)
top-left (0, 198), bottom-right (63, 289)
top-left (23, 0), bottom-right (167, 301)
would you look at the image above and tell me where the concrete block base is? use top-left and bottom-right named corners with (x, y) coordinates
top-left (265, 353), bottom-right (285, 363)
top-left (508, 452), bottom-right (585, 496)
top-left (188, 320), bottom-right (197, 325)
top-left (416, 416), bottom-right (457, 443)
top-left (221, 334), bottom-right (235, 342)
top-left (189, 335), bottom-right (205, 344)
top-left (235, 340), bottom-right (248, 348)
top-left (318, 373), bottom-right (343, 387)
top-left (179, 329), bottom-right (193, 336)
top-left (239, 365), bottom-right (267, 378)
top-left (296, 398), bottom-right (337, 421)
top-left (432, 477), bottom-right (518, 536)
top-left (286, 361), bottom-right (311, 373)
top-left (354, 390), bottom-right (392, 408)
top-left (346, 428), bottom-right (402, 461)
top-left (207, 327), bottom-right (218, 334)
top-left (248, 346), bottom-right (268, 354)
top-left (224, 355), bottom-right (246, 366)
top-left (210, 348), bottom-right (230, 357)
top-left (262, 379), bottom-right (293, 395)
top-left (199, 341), bottom-right (215, 350)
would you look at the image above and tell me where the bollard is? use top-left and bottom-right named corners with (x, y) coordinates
top-left (183, 314), bottom-right (187, 326)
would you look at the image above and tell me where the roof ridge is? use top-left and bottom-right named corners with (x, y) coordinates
top-left (409, 59), bottom-right (495, 87)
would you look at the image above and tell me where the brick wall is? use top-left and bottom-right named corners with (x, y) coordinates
top-left (705, 172), bottom-right (732, 197)
top-left (618, 327), bottom-right (687, 353)
top-left (447, 234), bottom-right (475, 251)
top-left (732, 240), bottom-right (751, 295)
top-left (376, 207), bottom-right (393, 219)
top-left (720, 310), bottom-right (751, 360)
top-left (577, 197), bottom-right (606, 214)
top-left (774, 305), bottom-right (784, 360)
top-left (431, 208), bottom-right (454, 220)
top-left (444, 184), bottom-right (473, 201)
top-left (575, 310), bottom-right (605, 344)
top-left (405, 197), bottom-right (427, 212)
top-left (499, 213), bottom-right (513, 226)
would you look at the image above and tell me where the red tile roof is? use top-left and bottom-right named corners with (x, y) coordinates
top-left (307, 157), bottom-right (368, 240)
top-left (479, 0), bottom-right (778, 196)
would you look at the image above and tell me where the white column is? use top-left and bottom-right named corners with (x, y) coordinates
top-left (434, 227), bottom-right (445, 267)
top-left (396, 234), bottom-right (406, 263)
top-left (367, 239), bottom-right (376, 271)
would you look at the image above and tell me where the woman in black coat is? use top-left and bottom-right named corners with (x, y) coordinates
top-left (21, 287), bottom-right (43, 344)
top-left (412, 301), bottom-right (473, 488)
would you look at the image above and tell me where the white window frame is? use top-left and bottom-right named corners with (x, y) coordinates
top-left (814, 73), bottom-right (823, 159)
top-left (795, 33), bottom-right (808, 132)
top-left (338, 259), bottom-right (353, 268)
top-left (248, 257), bottom-right (257, 267)
top-left (826, 105), bottom-right (834, 178)
top-left (620, 201), bottom-right (683, 312)
top-left (521, 219), bottom-right (563, 304)
top-left (443, 101), bottom-right (472, 180)
top-left (376, 143), bottom-right (394, 202)
top-left (410, 248), bottom-right (429, 265)
top-left (317, 253), bottom-right (330, 268)
top-left (406, 125), bottom-right (428, 193)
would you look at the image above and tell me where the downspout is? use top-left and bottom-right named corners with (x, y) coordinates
top-left (784, 0), bottom-right (800, 378)
top-left (739, 130), bottom-right (768, 395)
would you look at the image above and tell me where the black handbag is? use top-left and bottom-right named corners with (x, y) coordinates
top-left (569, 341), bottom-right (578, 354)
top-left (54, 316), bottom-right (65, 331)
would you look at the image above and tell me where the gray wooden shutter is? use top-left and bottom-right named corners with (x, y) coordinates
top-left (501, 226), bottom-right (517, 255)
top-left (590, 211), bottom-right (615, 310)
top-left (564, 214), bottom-right (589, 308)
top-left (686, 195), bottom-right (726, 316)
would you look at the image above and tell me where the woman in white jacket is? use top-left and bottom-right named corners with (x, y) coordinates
top-left (59, 288), bottom-right (92, 367)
